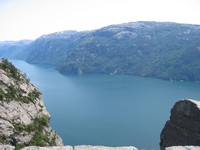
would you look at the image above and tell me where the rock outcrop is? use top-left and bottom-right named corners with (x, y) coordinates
top-left (0, 59), bottom-right (63, 148)
top-left (166, 146), bottom-right (200, 150)
top-left (0, 145), bottom-right (138, 150)
top-left (160, 99), bottom-right (200, 150)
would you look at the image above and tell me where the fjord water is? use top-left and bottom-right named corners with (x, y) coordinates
top-left (12, 60), bottom-right (200, 150)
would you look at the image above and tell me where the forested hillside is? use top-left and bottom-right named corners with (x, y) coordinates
top-left (1, 21), bottom-right (200, 81)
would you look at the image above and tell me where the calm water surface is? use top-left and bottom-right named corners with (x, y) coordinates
top-left (11, 60), bottom-right (200, 150)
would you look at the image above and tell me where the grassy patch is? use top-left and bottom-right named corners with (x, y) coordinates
top-left (0, 58), bottom-right (20, 80)
top-left (14, 115), bottom-right (54, 148)
top-left (15, 143), bottom-right (24, 150)
top-left (15, 115), bottom-right (50, 133)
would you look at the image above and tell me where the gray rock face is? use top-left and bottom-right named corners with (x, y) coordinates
top-left (73, 146), bottom-right (137, 150)
top-left (160, 99), bottom-right (200, 150)
top-left (0, 60), bottom-right (63, 147)
top-left (166, 146), bottom-right (200, 150)
top-left (0, 145), bottom-right (138, 150)
top-left (0, 145), bottom-right (15, 150)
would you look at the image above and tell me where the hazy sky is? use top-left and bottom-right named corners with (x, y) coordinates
top-left (0, 0), bottom-right (199, 41)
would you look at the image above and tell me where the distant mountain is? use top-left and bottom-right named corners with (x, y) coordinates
top-left (25, 30), bottom-right (88, 65)
top-left (0, 40), bottom-right (32, 59)
top-left (1, 21), bottom-right (200, 81)
top-left (57, 22), bottom-right (200, 81)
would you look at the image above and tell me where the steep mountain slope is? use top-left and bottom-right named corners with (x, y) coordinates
top-left (25, 31), bottom-right (88, 65)
top-left (58, 22), bottom-right (200, 80)
top-left (0, 59), bottom-right (63, 149)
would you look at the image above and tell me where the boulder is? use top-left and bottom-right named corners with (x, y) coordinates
top-left (160, 99), bottom-right (200, 150)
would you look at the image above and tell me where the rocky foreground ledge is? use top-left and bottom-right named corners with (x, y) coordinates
top-left (1, 145), bottom-right (200, 150)
top-left (0, 145), bottom-right (138, 150)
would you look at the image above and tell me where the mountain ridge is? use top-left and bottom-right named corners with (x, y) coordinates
top-left (0, 21), bottom-right (200, 81)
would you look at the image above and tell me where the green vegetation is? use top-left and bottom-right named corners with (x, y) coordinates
top-left (0, 88), bottom-right (6, 99)
top-left (29, 132), bottom-right (56, 147)
top-left (25, 31), bottom-right (80, 65)
top-left (29, 132), bottom-right (49, 146)
top-left (27, 90), bottom-right (41, 103)
top-left (0, 84), bottom-right (40, 103)
top-left (14, 115), bottom-right (55, 148)
top-left (0, 59), bottom-right (40, 103)
top-left (0, 58), bottom-right (20, 80)
top-left (0, 58), bottom-right (30, 83)
top-left (0, 134), bottom-right (7, 145)
top-left (1, 22), bottom-right (200, 81)
top-left (15, 144), bottom-right (24, 150)
top-left (0, 59), bottom-right (56, 148)
top-left (57, 22), bottom-right (200, 81)
top-left (15, 115), bottom-right (50, 133)
top-left (25, 22), bottom-right (200, 81)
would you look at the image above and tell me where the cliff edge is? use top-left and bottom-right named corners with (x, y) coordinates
top-left (0, 59), bottom-right (63, 149)
top-left (160, 99), bottom-right (200, 150)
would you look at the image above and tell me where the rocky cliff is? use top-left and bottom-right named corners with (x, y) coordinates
top-left (160, 99), bottom-right (200, 150)
top-left (0, 59), bottom-right (63, 149)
